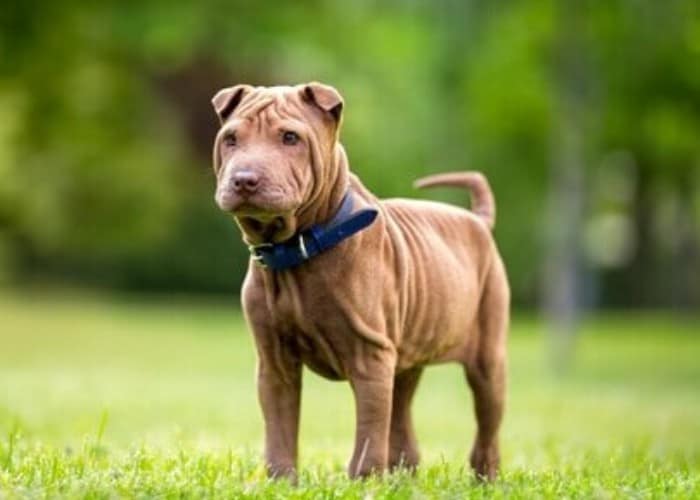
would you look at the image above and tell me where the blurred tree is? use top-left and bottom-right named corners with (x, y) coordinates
top-left (543, 0), bottom-right (588, 368)
top-left (0, 0), bottom-right (698, 311)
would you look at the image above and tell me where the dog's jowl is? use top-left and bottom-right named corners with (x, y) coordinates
top-left (211, 83), bottom-right (509, 481)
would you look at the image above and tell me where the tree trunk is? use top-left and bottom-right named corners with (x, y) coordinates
top-left (542, 0), bottom-right (588, 372)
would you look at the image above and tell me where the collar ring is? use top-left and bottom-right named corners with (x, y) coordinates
top-left (298, 234), bottom-right (309, 260)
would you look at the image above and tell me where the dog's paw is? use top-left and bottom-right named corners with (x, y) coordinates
top-left (266, 463), bottom-right (297, 483)
top-left (469, 444), bottom-right (499, 482)
top-left (347, 455), bottom-right (388, 479)
top-left (388, 448), bottom-right (420, 473)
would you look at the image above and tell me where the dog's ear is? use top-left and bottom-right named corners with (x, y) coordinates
top-left (302, 82), bottom-right (344, 123)
top-left (211, 84), bottom-right (253, 123)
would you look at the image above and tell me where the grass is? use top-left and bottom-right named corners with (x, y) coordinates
top-left (0, 289), bottom-right (699, 498)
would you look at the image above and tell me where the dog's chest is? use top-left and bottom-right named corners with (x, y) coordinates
top-left (266, 275), bottom-right (352, 379)
top-left (268, 273), bottom-right (385, 379)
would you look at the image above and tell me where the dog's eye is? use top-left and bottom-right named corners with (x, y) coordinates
top-left (222, 134), bottom-right (237, 148)
top-left (282, 131), bottom-right (300, 146)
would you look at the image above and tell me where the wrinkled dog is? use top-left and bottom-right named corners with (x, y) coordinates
top-left (211, 83), bottom-right (509, 480)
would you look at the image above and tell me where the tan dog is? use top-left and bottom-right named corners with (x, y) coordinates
top-left (211, 82), bottom-right (509, 480)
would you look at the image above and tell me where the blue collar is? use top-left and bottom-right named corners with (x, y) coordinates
top-left (248, 191), bottom-right (378, 271)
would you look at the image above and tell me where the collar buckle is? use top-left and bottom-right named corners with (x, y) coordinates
top-left (248, 243), bottom-right (273, 268)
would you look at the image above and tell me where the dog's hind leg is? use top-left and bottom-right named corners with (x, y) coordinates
top-left (463, 257), bottom-right (509, 481)
top-left (388, 366), bottom-right (423, 471)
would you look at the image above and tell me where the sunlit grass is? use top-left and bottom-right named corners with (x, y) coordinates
top-left (1, 290), bottom-right (699, 497)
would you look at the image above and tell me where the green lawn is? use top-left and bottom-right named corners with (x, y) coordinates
top-left (0, 290), bottom-right (699, 498)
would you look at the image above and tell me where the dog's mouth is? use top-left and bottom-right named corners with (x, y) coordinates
top-left (232, 199), bottom-right (296, 220)
top-left (215, 188), bottom-right (301, 243)
top-left (217, 192), bottom-right (295, 216)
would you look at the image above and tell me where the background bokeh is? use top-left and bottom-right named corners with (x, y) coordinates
top-left (2, 0), bottom-right (699, 312)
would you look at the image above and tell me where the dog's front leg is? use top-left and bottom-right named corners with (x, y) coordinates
top-left (347, 354), bottom-right (395, 478)
top-left (254, 335), bottom-right (302, 481)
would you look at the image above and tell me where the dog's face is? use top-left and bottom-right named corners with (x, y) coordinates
top-left (211, 83), bottom-right (344, 244)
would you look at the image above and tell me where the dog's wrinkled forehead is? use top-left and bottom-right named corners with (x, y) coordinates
top-left (234, 88), bottom-right (289, 120)
top-left (234, 87), bottom-right (327, 140)
top-left (212, 83), bottom-right (343, 141)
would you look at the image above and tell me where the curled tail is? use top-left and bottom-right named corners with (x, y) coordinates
top-left (413, 171), bottom-right (496, 230)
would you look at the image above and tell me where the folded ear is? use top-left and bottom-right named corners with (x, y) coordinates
top-left (211, 84), bottom-right (253, 123)
top-left (302, 82), bottom-right (344, 122)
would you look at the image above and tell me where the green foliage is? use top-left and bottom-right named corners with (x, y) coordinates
top-left (1, 1), bottom-right (699, 304)
top-left (0, 292), bottom-right (699, 497)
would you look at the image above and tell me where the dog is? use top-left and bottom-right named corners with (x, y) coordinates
top-left (211, 82), bottom-right (509, 481)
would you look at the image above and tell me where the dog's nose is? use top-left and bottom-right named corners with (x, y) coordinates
top-left (231, 170), bottom-right (260, 194)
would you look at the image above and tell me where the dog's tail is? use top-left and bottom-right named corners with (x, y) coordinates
top-left (413, 171), bottom-right (496, 230)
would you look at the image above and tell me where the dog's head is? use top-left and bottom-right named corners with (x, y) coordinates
top-left (211, 83), bottom-right (346, 244)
